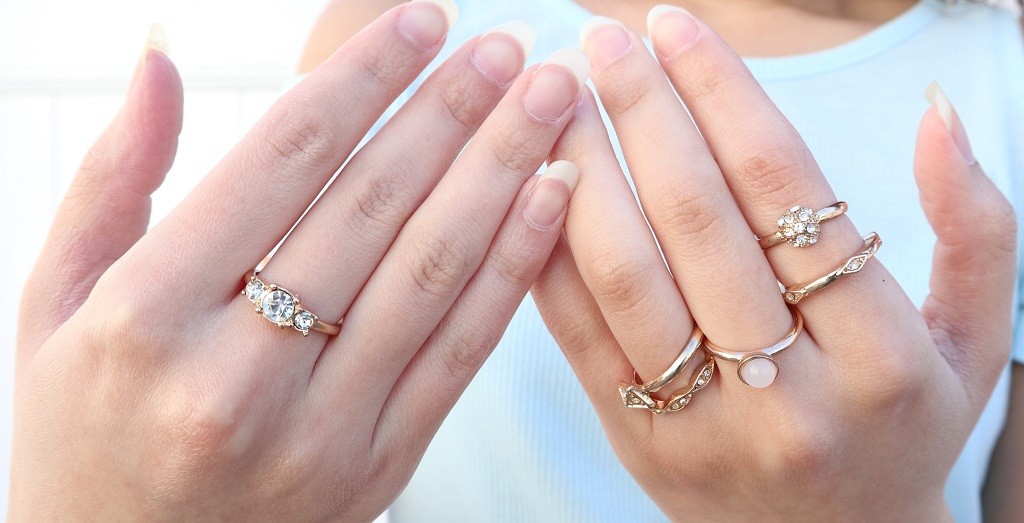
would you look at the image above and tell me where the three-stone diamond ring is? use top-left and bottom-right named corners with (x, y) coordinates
top-left (243, 271), bottom-right (341, 337)
top-left (757, 202), bottom-right (848, 249)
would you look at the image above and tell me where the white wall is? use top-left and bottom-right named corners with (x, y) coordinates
top-left (0, 0), bottom-right (330, 514)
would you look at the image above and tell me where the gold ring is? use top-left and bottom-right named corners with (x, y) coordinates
top-left (243, 271), bottom-right (341, 336)
top-left (619, 353), bottom-right (715, 414)
top-left (638, 327), bottom-right (705, 393)
top-left (704, 306), bottom-right (803, 388)
top-left (757, 202), bottom-right (848, 249)
top-left (783, 233), bottom-right (882, 304)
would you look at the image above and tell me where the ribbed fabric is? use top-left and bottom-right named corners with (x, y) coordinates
top-left (376, 2), bottom-right (1024, 521)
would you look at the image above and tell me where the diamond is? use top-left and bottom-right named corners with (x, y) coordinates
top-left (797, 209), bottom-right (812, 221)
top-left (783, 227), bottom-right (795, 238)
top-left (294, 310), bottom-right (315, 332)
top-left (244, 279), bottom-right (265, 302)
top-left (795, 235), bottom-right (809, 247)
top-left (261, 289), bottom-right (295, 324)
top-left (794, 222), bottom-right (806, 233)
top-left (846, 258), bottom-right (865, 272)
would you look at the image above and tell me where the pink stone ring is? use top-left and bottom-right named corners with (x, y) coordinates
top-left (703, 306), bottom-right (804, 389)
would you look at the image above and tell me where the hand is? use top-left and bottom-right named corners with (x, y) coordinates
top-left (11, 3), bottom-right (589, 519)
top-left (533, 7), bottom-right (1016, 521)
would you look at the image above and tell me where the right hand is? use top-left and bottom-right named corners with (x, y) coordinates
top-left (10, 2), bottom-right (588, 519)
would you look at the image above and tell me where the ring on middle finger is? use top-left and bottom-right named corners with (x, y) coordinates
top-left (757, 201), bottom-right (848, 249)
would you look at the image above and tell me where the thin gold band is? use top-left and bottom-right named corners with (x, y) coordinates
top-left (620, 353), bottom-right (715, 414)
top-left (243, 271), bottom-right (341, 336)
top-left (640, 327), bottom-right (705, 393)
top-left (704, 305), bottom-right (803, 388)
top-left (757, 202), bottom-right (848, 249)
top-left (782, 233), bottom-right (882, 304)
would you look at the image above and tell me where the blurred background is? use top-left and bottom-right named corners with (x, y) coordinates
top-left (0, 0), bottom-right (331, 513)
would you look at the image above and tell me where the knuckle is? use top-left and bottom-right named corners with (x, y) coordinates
top-left (439, 327), bottom-right (494, 383)
top-left (656, 186), bottom-right (729, 250)
top-left (407, 233), bottom-right (474, 299)
top-left (151, 396), bottom-right (248, 483)
top-left (767, 417), bottom-right (835, 483)
top-left (263, 113), bottom-right (336, 170)
top-left (584, 246), bottom-right (654, 315)
top-left (854, 346), bottom-right (927, 412)
top-left (349, 174), bottom-right (412, 232)
top-left (732, 146), bottom-right (812, 204)
top-left (355, 45), bottom-right (414, 91)
top-left (486, 241), bottom-right (534, 287)
top-left (599, 76), bottom-right (655, 116)
top-left (553, 315), bottom-right (610, 362)
top-left (490, 125), bottom-right (541, 175)
top-left (435, 75), bottom-right (481, 133)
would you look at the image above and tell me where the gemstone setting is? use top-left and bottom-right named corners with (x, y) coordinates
top-left (244, 278), bottom-right (266, 301)
top-left (293, 310), bottom-right (316, 334)
top-left (777, 206), bottom-right (821, 248)
top-left (738, 355), bottom-right (779, 388)
top-left (261, 289), bottom-right (296, 325)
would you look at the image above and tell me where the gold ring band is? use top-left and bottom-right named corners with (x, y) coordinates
top-left (243, 271), bottom-right (341, 336)
top-left (639, 327), bottom-right (705, 393)
top-left (620, 353), bottom-right (715, 414)
top-left (757, 202), bottom-right (848, 249)
top-left (783, 233), bottom-right (882, 304)
top-left (704, 305), bottom-right (804, 388)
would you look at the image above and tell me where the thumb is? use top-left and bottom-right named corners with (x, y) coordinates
top-left (915, 82), bottom-right (1017, 408)
top-left (18, 26), bottom-right (184, 355)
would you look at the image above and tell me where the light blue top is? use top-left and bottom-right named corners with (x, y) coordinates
top-left (378, 1), bottom-right (1024, 521)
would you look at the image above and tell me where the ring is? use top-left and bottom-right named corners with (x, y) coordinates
top-left (619, 353), bottom-right (715, 414)
top-left (637, 327), bottom-right (705, 393)
top-left (757, 202), bottom-right (848, 249)
top-left (782, 233), bottom-right (882, 304)
top-left (242, 271), bottom-right (341, 336)
top-left (704, 305), bottom-right (803, 388)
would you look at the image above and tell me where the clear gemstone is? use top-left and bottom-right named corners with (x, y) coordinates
top-left (245, 279), bottom-right (265, 302)
top-left (847, 259), bottom-right (864, 271)
top-left (783, 227), bottom-right (795, 238)
top-left (797, 209), bottom-right (812, 221)
top-left (795, 235), bottom-right (809, 247)
top-left (777, 217), bottom-right (786, 227)
top-left (784, 215), bottom-right (795, 224)
top-left (794, 222), bottom-right (806, 233)
top-left (261, 290), bottom-right (295, 323)
top-left (294, 310), bottom-right (315, 331)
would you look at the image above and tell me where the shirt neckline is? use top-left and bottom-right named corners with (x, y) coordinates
top-left (541, 0), bottom-right (943, 80)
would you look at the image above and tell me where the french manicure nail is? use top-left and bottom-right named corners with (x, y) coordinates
top-left (147, 23), bottom-right (168, 54)
top-left (579, 16), bottom-right (632, 68)
top-left (925, 81), bottom-right (975, 165)
top-left (525, 160), bottom-right (579, 228)
top-left (647, 4), bottom-right (700, 59)
top-left (523, 48), bottom-right (590, 121)
top-left (473, 21), bottom-right (534, 85)
top-left (399, 0), bottom-right (458, 48)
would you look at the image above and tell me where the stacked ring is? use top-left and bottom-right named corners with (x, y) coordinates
top-left (619, 327), bottom-right (715, 414)
top-left (783, 233), bottom-right (882, 304)
top-left (243, 271), bottom-right (341, 337)
top-left (757, 202), bottom-right (848, 249)
top-left (704, 305), bottom-right (804, 389)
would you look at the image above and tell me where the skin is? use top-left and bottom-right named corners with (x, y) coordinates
top-left (299, 0), bottom-right (1023, 520)
top-left (533, 10), bottom-right (1015, 520)
top-left (11, 3), bottom-right (588, 520)
top-left (10, 0), bottom-right (1021, 521)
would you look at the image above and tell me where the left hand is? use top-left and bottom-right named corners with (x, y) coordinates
top-left (532, 7), bottom-right (1016, 520)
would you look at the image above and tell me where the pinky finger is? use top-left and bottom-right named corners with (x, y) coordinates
top-left (372, 161), bottom-right (578, 458)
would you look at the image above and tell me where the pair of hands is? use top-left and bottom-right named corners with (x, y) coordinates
top-left (11, 1), bottom-right (1016, 521)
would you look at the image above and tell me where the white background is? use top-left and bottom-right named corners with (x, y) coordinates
top-left (0, 0), bottom-right (331, 514)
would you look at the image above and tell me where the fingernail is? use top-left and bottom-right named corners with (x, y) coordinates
top-left (399, 0), bottom-right (458, 48)
top-left (925, 81), bottom-right (975, 165)
top-left (135, 23), bottom-right (168, 79)
top-left (580, 16), bottom-right (632, 68)
top-left (647, 4), bottom-right (700, 59)
top-left (473, 21), bottom-right (534, 85)
top-left (523, 48), bottom-right (590, 121)
top-left (525, 161), bottom-right (579, 228)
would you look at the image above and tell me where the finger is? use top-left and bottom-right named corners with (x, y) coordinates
top-left (110, 1), bottom-right (457, 301)
top-left (531, 230), bottom-right (639, 432)
top-left (580, 17), bottom-right (791, 361)
top-left (549, 88), bottom-right (693, 383)
top-left (916, 83), bottom-right (1017, 409)
top-left (258, 23), bottom-right (533, 336)
top-left (310, 49), bottom-right (590, 406)
top-left (372, 162), bottom-right (580, 456)
top-left (646, 7), bottom-right (920, 362)
top-left (18, 44), bottom-right (183, 354)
